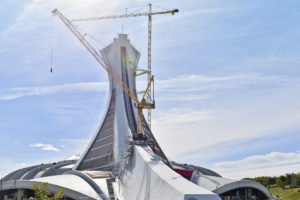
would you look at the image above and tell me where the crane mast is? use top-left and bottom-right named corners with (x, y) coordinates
top-left (147, 4), bottom-right (152, 129)
top-left (52, 9), bottom-right (154, 140)
top-left (71, 5), bottom-right (179, 129)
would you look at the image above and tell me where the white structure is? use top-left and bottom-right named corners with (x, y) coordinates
top-left (0, 34), bottom-right (274, 200)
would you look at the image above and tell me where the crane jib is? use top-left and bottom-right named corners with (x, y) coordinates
top-left (70, 9), bottom-right (179, 22)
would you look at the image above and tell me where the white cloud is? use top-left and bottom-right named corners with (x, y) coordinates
top-left (224, 163), bottom-right (300, 180)
top-left (215, 151), bottom-right (300, 169)
top-left (136, 74), bottom-right (280, 94)
top-left (30, 143), bottom-right (60, 152)
top-left (213, 151), bottom-right (300, 179)
top-left (154, 108), bottom-right (212, 124)
top-left (152, 108), bottom-right (213, 157)
top-left (159, 94), bottom-right (209, 101)
top-left (154, 74), bottom-right (280, 92)
top-left (0, 73), bottom-right (275, 101)
top-left (150, 73), bottom-right (280, 102)
top-left (151, 87), bottom-right (300, 159)
top-left (64, 154), bottom-right (81, 160)
top-left (0, 82), bottom-right (108, 100)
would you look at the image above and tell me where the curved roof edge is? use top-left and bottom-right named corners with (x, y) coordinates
top-left (2, 160), bottom-right (76, 181)
top-left (0, 180), bottom-right (95, 200)
top-left (64, 170), bottom-right (107, 199)
top-left (213, 180), bottom-right (272, 199)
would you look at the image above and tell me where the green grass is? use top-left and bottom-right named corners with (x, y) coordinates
top-left (269, 187), bottom-right (300, 200)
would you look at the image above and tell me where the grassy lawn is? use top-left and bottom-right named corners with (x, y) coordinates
top-left (269, 187), bottom-right (300, 200)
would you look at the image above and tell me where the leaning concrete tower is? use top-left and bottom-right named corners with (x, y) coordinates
top-left (73, 33), bottom-right (220, 200)
top-left (73, 33), bottom-right (170, 172)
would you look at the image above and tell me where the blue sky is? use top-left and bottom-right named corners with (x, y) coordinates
top-left (0, 0), bottom-right (300, 179)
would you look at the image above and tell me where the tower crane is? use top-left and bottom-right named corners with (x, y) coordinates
top-left (52, 9), bottom-right (154, 141)
top-left (70, 4), bottom-right (179, 129)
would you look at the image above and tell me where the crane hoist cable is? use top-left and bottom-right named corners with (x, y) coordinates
top-left (50, 13), bottom-right (54, 74)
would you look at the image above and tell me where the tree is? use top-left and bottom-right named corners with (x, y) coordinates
top-left (254, 176), bottom-right (269, 187)
top-left (30, 183), bottom-right (64, 200)
top-left (279, 175), bottom-right (287, 182)
top-left (276, 178), bottom-right (286, 189)
top-left (291, 174), bottom-right (300, 188)
top-left (268, 177), bottom-right (276, 185)
top-left (286, 174), bottom-right (292, 186)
